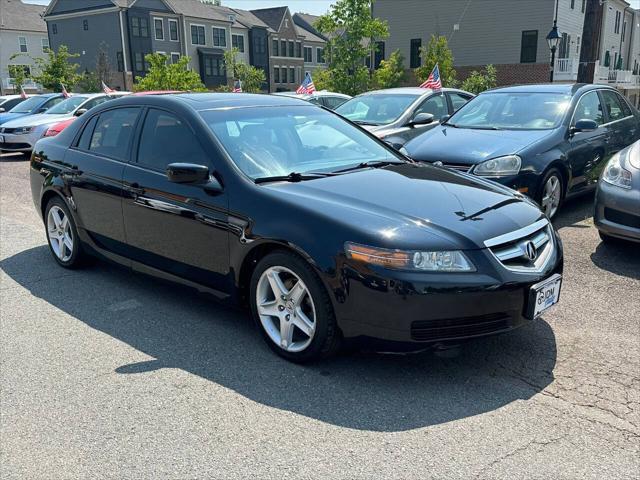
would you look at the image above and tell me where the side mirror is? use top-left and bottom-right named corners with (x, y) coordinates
top-left (409, 112), bottom-right (434, 127)
top-left (440, 114), bottom-right (451, 123)
top-left (384, 140), bottom-right (403, 151)
top-left (571, 119), bottom-right (598, 134)
top-left (167, 163), bottom-right (210, 183)
top-left (74, 108), bottom-right (88, 117)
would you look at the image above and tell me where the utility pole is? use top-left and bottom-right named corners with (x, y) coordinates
top-left (578, 0), bottom-right (604, 83)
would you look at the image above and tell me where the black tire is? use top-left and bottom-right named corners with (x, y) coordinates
top-left (44, 196), bottom-right (86, 269)
top-left (537, 167), bottom-right (564, 219)
top-left (249, 250), bottom-right (341, 362)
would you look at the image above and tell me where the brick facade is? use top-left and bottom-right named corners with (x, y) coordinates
top-left (456, 63), bottom-right (550, 86)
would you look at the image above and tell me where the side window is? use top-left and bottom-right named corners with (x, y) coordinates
top-left (82, 97), bottom-right (110, 111)
top-left (449, 93), bottom-right (472, 112)
top-left (615, 92), bottom-right (632, 118)
top-left (324, 97), bottom-right (348, 109)
top-left (137, 109), bottom-right (208, 171)
top-left (600, 90), bottom-right (626, 122)
top-left (415, 94), bottom-right (448, 121)
top-left (89, 108), bottom-right (139, 160)
top-left (42, 97), bottom-right (64, 110)
top-left (573, 92), bottom-right (604, 125)
top-left (77, 116), bottom-right (98, 150)
top-left (2, 98), bottom-right (22, 110)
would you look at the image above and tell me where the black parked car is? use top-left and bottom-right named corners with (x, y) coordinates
top-left (30, 94), bottom-right (563, 362)
top-left (403, 84), bottom-right (640, 218)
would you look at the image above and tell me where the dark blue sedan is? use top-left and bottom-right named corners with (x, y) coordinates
top-left (403, 84), bottom-right (640, 217)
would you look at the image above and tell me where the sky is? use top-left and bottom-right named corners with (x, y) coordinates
top-left (22, 0), bottom-right (640, 14)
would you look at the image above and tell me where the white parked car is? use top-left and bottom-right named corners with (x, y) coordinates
top-left (273, 90), bottom-right (352, 110)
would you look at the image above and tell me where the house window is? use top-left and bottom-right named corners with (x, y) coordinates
top-left (281, 67), bottom-right (288, 83)
top-left (18, 37), bottom-right (27, 53)
top-left (570, 0), bottom-right (575, 9)
top-left (171, 52), bottom-right (180, 64)
top-left (52, 23), bottom-right (58, 34)
top-left (374, 42), bottom-right (384, 68)
top-left (288, 40), bottom-right (294, 57)
top-left (140, 18), bottom-right (149, 37)
top-left (317, 47), bottom-right (326, 64)
top-left (280, 40), bottom-right (287, 56)
top-left (169, 19), bottom-right (179, 41)
top-left (41, 38), bottom-right (50, 53)
top-left (254, 36), bottom-right (265, 54)
top-left (304, 46), bottom-right (312, 62)
top-left (614, 11), bottom-right (621, 34)
top-left (622, 21), bottom-right (626, 39)
top-left (191, 25), bottom-right (205, 45)
top-left (296, 41), bottom-right (302, 58)
top-left (117, 51), bottom-right (124, 72)
top-left (132, 17), bottom-right (149, 37)
top-left (204, 57), bottom-right (213, 76)
top-left (410, 38), bottom-right (421, 68)
top-left (284, 19), bottom-right (289, 28)
top-left (576, 36), bottom-right (580, 54)
top-left (212, 27), bottom-right (226, 47)
top-left (274, 66), bottom-right (280, 83)
top-left (154, 18), bottom-right (164, 40)
top-left (290, 67), bottom-right (295, 84)
top-left (83, 19), bottom-right (88, 31)
top-left (520, 30), bottom-right (538, 63)
top-left (213, 57), bottom-right (224, 76)
top-left (232, 34), bottom-right (244, 52)
top-left (558, 33), bottom-right (570, 59)
top-left (9, 65), bottom-right (31, 79)
top-left (581, 0), bottom-right (585, 13)
top-left (272, 39), bottom-right (279, 56)
top-left (134, 52), bottom-right (145, 72)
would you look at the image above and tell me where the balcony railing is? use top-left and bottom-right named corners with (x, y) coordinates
top-left (1, 78), bottom-right (41, 91)
top-left (554, 58), bottom-right (578, 81)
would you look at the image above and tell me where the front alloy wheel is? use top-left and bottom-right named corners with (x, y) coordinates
top-left (540, 170), bottom-right (563, 218)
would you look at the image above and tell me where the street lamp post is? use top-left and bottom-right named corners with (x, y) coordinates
top-left (547, 21), bottom-right (561, 83)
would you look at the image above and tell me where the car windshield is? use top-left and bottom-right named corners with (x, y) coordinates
top-left (8, 96), bottom-right (45, 113)
top-left (447, 92), bottom-right (572, 130)
top-left (200, 105), bottom-right (403, 180)
top-left (46, 96), bottom-right (88, 114)
top-left (335, 94), bottom-right (420, 125)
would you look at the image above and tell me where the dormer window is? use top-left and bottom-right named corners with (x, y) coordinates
top-left (228, 14), bottom-right (235, 22)
top-left (284, 19), bottom-right (289, 28)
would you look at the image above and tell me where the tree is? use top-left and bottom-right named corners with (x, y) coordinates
top-left (316, 0), bottom-right (388, 96)
top-left (415, 35), bottom-right (456, 87)
top-left (76, 70), bottom-right (101, 93)
top-left (7, 62), bottom-right (30, 93)
top-left (27, 45), bottom-right (82, 92)
top-left (133, 53), bottom-right (205, 92)
top-left (95, 43), bottom-right (113, 85)
top-left (373, 49), bottom-right (406, 89)
top-left (461, 64), bottom-right (497, 94)
top-left (223, 48), bottom-right (266, 93)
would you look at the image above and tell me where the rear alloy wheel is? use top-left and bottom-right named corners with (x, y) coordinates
top-left (45, 197), bottom-right (84, 268)
top-left (539, 168), bottom-right (563, 218)
top-left (250, 251), bottom-right (340, 362)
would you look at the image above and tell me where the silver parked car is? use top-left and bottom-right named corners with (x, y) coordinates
top-left (335, 87), bottom-right (474, 148)
top-left (594, 139), bottom-right (640, 243)
top-left (273, 90), bottom-right (352, 110)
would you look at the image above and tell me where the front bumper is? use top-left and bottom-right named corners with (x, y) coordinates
top-left (333, 233), bottom-right (563, 347)
top-left (594, 180), bottom-right (640, 243)
top-left (0, 128), bottom-right (46, 152)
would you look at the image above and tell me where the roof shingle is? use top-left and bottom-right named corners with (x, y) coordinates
top-left (0, 0), bottom-right (46, 33)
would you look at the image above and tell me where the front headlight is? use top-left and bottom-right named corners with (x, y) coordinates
top-left (13, 126), bottom-right (35, 135)
top-left (602, 153), bottom-right (632, 189)
top-left (473, 155), bottom-right (521, 177)
top-left (345, 242), bottom-right (475, 272)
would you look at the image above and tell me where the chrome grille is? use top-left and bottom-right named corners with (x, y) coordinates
top-left (484, 219), bottom-right (554, 273)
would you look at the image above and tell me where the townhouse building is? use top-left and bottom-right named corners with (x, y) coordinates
top-left (0, 0), bottom-right (49, 95)
top-left (293, 13), bottom-right (328, 80)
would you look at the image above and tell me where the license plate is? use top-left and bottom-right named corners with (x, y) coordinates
top-left (527, 274), bottom-right (562, 319)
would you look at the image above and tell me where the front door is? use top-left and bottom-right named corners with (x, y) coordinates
top-left (566, 90), bottom-right (611, 193)
top-left (199, 53), bottom-right (226, 89)
top-left (121, 107), bottom-right (231, 293)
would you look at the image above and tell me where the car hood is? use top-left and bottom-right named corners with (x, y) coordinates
top-left (264, 164), bottom-right (543, 250)
top-left (1, 113), bottom-right (71, 128)
top-left (0, 112), bottom-right (29, 126)
top-left (405, 125), bottom-right (555, 165)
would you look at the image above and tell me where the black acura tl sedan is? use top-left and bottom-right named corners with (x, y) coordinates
top-left (402, 84), bottom-right (640, 218)
top-left (30, 93), bottom-right (563, 362)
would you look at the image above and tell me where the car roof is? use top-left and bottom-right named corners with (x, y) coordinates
top-left (0, 95), bottom-right (21, 100)
top-left (273, 91), bottom-right (351, 99)
top-left (112, 92), bottom-right (314, 111)
top-left (483, 83), bottom-right (616, 96)
top-left (359, 87), bottom-right (463, 96)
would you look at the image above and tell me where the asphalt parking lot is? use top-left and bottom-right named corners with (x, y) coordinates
top-left (1, 151), bottom-right (638, 479)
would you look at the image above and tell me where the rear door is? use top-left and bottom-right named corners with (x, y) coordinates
top-left (121, 108), bottom-right (231, 292)
top-left (65, 107), bottom-right (141, 246)
top-left (566, 90), bottom-right (611, 192)
top-left (599, 90), bottom-right (639, 151)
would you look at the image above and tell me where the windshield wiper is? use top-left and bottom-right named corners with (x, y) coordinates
top-left (332, 160), bottom-right (403, 174)
top-left (254, 172), bottom-right (332, 184)
top-left (352, 120), bottom-right (380, 126)
top-left (442, 121), bottom-right (458, 128)
top-left (468, 126), bottom-right (502, 130)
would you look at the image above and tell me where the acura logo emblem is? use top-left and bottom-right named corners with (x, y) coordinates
top-left (524, 241), bottom-right (537, 261)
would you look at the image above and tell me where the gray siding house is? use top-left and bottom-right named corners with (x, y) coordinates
top-left (0, 0), bottom-right (49, 94)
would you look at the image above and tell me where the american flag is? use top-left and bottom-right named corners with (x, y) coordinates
top-left (102, 81), bottom-right (115, 94)
top-left (232, 79), bottom-right (242, 93)
top-left (296, 72), bottom-right (316, 94)
top-left (19, 86), bottom-right (28, 99)
top-left (61, 84), bottom-right (70, 98)
top-left (419, 63), bottom-right (442, 91)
